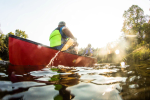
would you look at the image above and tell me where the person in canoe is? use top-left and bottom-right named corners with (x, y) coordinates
top-left (83, 44), bottom-right (93, 56)
top-left (49, 21), bottom-right (77, 51)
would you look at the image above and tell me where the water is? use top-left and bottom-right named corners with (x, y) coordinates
top-left (0, 63), bottom-right (150, 100)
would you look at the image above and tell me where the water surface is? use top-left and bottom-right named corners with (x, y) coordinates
top-left (0, 63), bottom-right (150, 100)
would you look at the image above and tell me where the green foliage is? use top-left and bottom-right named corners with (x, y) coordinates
top-left (124, 43), bottom-right (150, 64)
top-left (15, 29), bottom-right (28, 39)
top-left (0, 29), bottom-right (28, 60)
top-left (143, 22), bottom-right (150, 43)
top-left (120, 5), bottom-right (150, 65)
top-left (54, 95), bottom-right (63, 100)
top-left (49, 75), bottom-right (60, 82)
top-left (54, 84), bottom-right (62, 90)
top-left (0, 33), bottom-right (6, 52)
top-left (51, 68), bottom-right (59, 71)
top-left (133, 60), bottom-right (150, 77)
top-left (122, 5), bottom-right (147, 44)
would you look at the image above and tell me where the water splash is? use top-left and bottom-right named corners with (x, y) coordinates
top-left (46, 51), bottom-right (60, 68)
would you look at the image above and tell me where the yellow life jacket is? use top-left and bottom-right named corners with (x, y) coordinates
top-left (49, 28), bottom-right (61, 47)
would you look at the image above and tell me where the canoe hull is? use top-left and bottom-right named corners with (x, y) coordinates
top-left (9, 35), bottom-right (96, 67)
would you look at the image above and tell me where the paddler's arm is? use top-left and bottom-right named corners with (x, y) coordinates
top-left (62, 27), bottom-right (78, 46)
top-left (62, 27), bottom-right (75, 39)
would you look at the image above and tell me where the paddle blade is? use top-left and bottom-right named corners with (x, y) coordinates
top-left (61, 38), bottom-right (74, 51)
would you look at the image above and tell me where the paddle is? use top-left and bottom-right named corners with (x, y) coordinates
top-left (60, 38), bottom-right (75, 51)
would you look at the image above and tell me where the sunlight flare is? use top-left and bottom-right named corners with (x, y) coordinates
top-left (115, 49), bottom-right (120, 54)
top-left (121, 62), bottom-right (125, 67)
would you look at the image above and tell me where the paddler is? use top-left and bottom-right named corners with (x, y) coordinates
top-left (83, 44), bottom-right (93, 56)
top-left (49, 21), bottom-right (77, 50)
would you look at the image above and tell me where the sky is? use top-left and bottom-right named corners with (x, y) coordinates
top-left (0, 0), bottom-right (150, 48)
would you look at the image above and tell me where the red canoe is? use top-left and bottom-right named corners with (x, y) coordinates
top-left (9, 34), bottom-right (96, 67)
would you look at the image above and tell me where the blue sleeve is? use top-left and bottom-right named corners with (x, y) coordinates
top-left (60, 27), bottom-right (68, 38)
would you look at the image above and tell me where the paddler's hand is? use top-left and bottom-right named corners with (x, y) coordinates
top-left (73, 42), bottom-right (77, 46)
top-left (72, 37), bottom-right (78, 46)
top-left (73, 37), bottom-right (77, 42)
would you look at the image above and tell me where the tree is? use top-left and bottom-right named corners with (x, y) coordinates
top-left (0, 27), bottom-right (6, 52)
top-left (143, 22), bottom-right (150, 43)
top-left (15, 29), bottom-right (28, 39)
top-left (0, 29), bottom-right (28, 60)
top-left (122, 5), bottom-right (146, 43)
top-left (4, 32), bottom-right (14, 47)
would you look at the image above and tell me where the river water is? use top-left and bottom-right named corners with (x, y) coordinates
top-left (0, 63), bottom-right (150, 100)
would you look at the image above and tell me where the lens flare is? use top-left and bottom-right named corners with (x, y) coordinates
top-left (121, 62), bottom-right (125, 67)
top-left (115, 49), bottom-right (119, 54)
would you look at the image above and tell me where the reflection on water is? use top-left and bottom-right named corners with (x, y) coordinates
top-left (0, 63), bottom-right (150, 100)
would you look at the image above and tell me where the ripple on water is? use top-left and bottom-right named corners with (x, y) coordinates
top-left (67, 82), bottom-right (122, 100)
top-left (91, 77), bottom-right (127, 85)
top-left (35, 77), bottom-right (51, 81)
top-left (0, 81), bottom-right (46, 92)
top-left (0, 72), bottom-right (6, 76)
top-left (1, 63), bottom-right (145, 100)
top-left (0, 72), bottom-right (8, 77)
top-left (31, 68), bottom-right (72, 81)
top-left (2, 91), bottom-right (27, 100)
top-left (129, 84), bottom-right (139, 89)
top-left (0, 81), bottom-right (12, 91)
top-left (129, 76), bottom-right (136, 82)
top-left (23, 85), bottom-right (59, 100)
top-left (12, 81), bottom-right (46, 90)
top-left (75, 68), bottom-right (119, 75)
top-left (2, 85), bottom-right (58, 100)
top-left (30, 70), bottom-right (58, 77)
